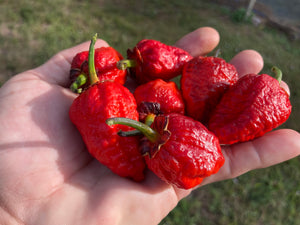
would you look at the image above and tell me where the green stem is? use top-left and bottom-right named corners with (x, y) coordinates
top-left (117, 59), bottom-right (137, 70)
top-left (106, 117), bottom-right (159, 143)
top-left (89, 33), bottom-right (99, 84)
top-left (271, 66), bottom-right (282, 83)
top-left (70, 74), bottom-right (87, 93)
top-left (144, 113), bottom-right (156, 126)
top-left (118, 129), bottom-right (141, 137)
top-left (117, 114), bottom-right (156, 137)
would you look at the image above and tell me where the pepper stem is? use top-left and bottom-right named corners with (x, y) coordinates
top-left (89, 33), bottom-right (99, 84)
top-left (106, 117), bottom-right (159, 143)
top-left (70, 74), bottom-right (87, 93)
top-left (117, 113), bottom-right (156, 137)
top-left (144, 113), bottom-right (156, 126)
top-left (118, 129), bottom-right (141, 137)
top-left (271, 66), bottom-right (282, 83)
top-left (117, 59), bottom-right (137, 70)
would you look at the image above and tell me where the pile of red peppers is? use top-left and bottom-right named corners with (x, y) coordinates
top-left (69, 34), bottom-right (292, 189)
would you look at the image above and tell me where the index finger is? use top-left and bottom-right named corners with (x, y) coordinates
top-left (175, 27), bottom-right (220, 57)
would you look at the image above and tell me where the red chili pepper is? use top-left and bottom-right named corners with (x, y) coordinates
top-left (181, 56), bottom-right (238, 124)
top-left (208, 67), bottom-right (292, 145)
top-left (117, 39), bottom-right (193, 84)
top-left (134, 78), bottom-right (185, 116)
top-left (70, 46), bottom-right (127, 93)
top-left (107, 113), bottom-right (225, 189)
top-left (69, 34), bottom-right (145, 181)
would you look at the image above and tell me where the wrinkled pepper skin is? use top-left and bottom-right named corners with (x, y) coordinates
top-left (70, 47), bottom-right (127, 88)
top-left (127, 39), bottom-right (193, 84)
top-left (134, 79), bottom-right (185, 115)
top-left (143, 113), bottom-right (225, 189)
top-left (181, 56), bottom-right (238, 124)
top-left (69, 81), bottom-right (145, 181)
top-left (208, 73), bottom-right (292, 145)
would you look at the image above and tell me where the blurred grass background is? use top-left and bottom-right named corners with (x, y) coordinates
top-left (0, 0), bottom-right (299, 224)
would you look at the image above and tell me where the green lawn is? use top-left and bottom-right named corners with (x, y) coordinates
top-left (1, 0), bottom-right (299, 224)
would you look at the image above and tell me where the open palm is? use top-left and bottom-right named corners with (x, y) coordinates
top-left (0, 27), bottom-right (299, 225)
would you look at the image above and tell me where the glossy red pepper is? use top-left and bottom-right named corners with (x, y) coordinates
top-left (208, 67), bottom-right (292, 145)
top-left (181, 56), bottom-right (238, 124)
top-left (107, 113), bottom-right (225, 189)
top-left (69, 34), bottom-right (145, 181)
top-left (70, 46), bottom-right (127, 93)
top-left (134, 78), bottom-right (185, 115)
top-left (117, 39), bottom-right (193, 84)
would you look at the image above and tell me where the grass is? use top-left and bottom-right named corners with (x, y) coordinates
top-left (0, 0), bottom-right (299, 224)
top-left (161, 158), bottom-right (300, 225)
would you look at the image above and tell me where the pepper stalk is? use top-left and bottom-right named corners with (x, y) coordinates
top-left (106, 116), bottom-right (159, 143)
top-left (70, 74), bottom-right (87, 93)
top-left (107, 114), bottom-right (171, 158)
top-left (69, 33), bottom-right (99, 93)
top-left (271, 66), bottom-right (282, 84)
top-left (89, 33), bottom-right (100, 84)
top-left (117, 113), bottom-right (156, 137)
top-left (117, 59), bottom-right (137, 70)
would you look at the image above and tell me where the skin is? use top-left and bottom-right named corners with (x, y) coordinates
top-left (0, 27), bottom-right (299, 225)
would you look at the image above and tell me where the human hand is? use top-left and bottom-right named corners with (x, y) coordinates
top-left (0, 27), bottom-right (299, 225)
